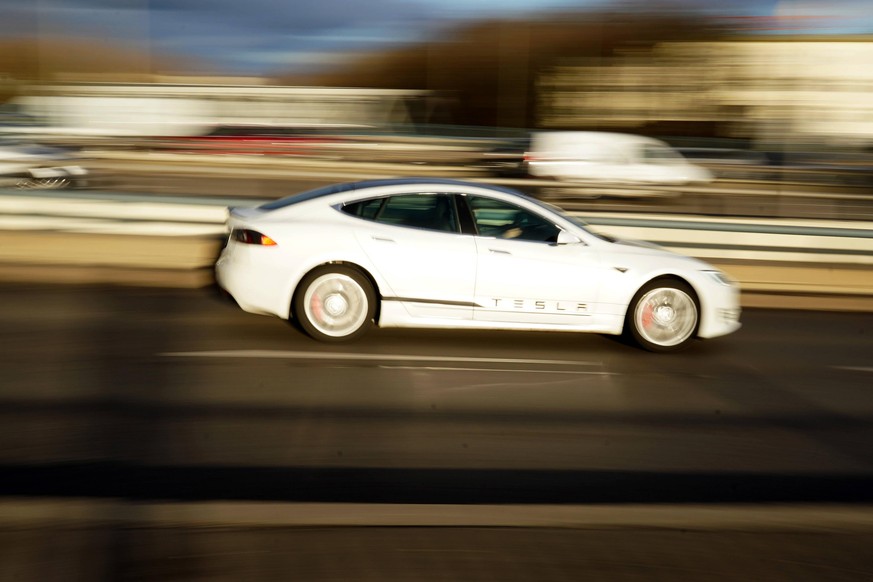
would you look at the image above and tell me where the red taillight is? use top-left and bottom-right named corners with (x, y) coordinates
top-left (232, 229), bottom-right (277, 246)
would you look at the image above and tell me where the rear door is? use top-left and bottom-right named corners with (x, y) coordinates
top-left (345, 192), bottom-right (477, 320)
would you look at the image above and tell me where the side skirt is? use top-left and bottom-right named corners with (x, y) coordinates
top-left (377, 301), bottom-right (624, 335)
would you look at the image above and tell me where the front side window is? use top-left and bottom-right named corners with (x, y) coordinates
top-left (467, 196), bottom-right (560, 243)
top-left (342, 193), bottom-right (458, 233)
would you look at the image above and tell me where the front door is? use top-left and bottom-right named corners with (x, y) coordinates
top-left (466, 195), bottom-right (601, 325)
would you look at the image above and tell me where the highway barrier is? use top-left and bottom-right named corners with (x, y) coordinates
top-left (0, 190), bottom-right (871, 311)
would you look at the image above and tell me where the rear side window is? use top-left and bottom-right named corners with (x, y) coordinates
top-left (343, 198), bottom-right (384, 220)
top-left (342, 193), bottom-right (458, 233)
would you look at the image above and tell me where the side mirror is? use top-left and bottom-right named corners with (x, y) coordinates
top-left (557, 230), bottom-right (582, 245)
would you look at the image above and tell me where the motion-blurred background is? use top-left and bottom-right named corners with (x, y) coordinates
top-left (2, 2), bottom-right (873, 580)
top-left (1, 0), bottom-right (873, 179)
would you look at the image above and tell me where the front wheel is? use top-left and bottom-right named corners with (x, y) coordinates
top-left (626, 279), bottom-right (699, 352)
top-left (293, 265), bottom-right (376, 342)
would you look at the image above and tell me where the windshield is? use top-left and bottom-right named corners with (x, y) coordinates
top-left (642, 144), bottom-right (685, 164)
top-left (528, 197), bottom-right (616, 242)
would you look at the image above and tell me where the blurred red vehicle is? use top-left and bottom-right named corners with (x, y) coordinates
top-left (161, 124), bottom-right (355, 156)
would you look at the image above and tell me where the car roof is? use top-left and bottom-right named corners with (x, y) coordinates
top-left (258, 178), bottom-right (525, 211)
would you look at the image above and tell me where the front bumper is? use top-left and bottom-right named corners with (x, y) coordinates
top-left (697, 282), bottom-right (742, 339)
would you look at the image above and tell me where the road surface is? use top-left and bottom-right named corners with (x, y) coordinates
top-left (1, 283), bottom-right (872, 580)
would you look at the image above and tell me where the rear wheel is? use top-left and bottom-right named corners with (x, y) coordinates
top-left (627, 279), bottom-right (699, 352)
top-left (293, 265), bottom-right (376, 342)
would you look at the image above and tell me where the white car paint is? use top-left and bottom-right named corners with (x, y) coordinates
top-left (353, 220), bottom-right (477, 321)
top-left (215, 178), bottom-right (740, 351)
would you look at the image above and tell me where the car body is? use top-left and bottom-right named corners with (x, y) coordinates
top-left (526, 131), bottom-right (713, 186)
top-left (215, 178), bottom-right (740, 351)
top-left (0, 136), bottom-right (88, 189)
top-left (676, 147), bottom-right (771, 180)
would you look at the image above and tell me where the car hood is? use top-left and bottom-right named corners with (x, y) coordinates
top-left (612, 237), bottom-right (666, 251)
top-left (606, 236), bottom-right (711, 270)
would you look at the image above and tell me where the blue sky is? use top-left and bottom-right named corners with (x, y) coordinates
top-left (0, 0), bottom-right (869, 76)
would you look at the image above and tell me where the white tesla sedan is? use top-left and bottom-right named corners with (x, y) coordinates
top-left (216, 178), bottom-right (740, 351)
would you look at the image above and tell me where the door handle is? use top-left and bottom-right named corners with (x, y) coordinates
top-left (489, 248), bottom-right (511, 255)
top-left (371, 236), bottom-right (396, 243)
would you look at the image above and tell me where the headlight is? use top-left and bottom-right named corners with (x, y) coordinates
top-left (703, 270), bottom-right (735, 286)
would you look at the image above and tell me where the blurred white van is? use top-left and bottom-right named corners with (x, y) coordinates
top-left (526, 132), bottom-right (712, 185)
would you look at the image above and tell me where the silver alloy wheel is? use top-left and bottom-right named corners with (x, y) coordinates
top-left (633, 286), bottom-right (698, 348)
top-left (302, 272), bottom-right (369, 338)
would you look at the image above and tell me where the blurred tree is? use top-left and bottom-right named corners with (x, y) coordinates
top-left (286, 7), bottom-right (724, 131)
top-left (0, 37), bottom-right (206, 89)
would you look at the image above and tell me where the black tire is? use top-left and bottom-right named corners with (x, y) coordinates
top-left (626, 279), bottom-right (699, 353)
top-left (293, 265), bottom-right (376, 342)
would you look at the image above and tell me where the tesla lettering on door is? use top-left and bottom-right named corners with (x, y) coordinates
top-left (467, 194), bottom-right (599, 325)
top-left (490, 298), bottom-right (588, 313)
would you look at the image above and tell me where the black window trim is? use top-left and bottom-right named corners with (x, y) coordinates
top-left (453, 194), bottom-right (479, 236)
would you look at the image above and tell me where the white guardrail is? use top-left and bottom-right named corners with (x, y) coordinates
top-left (0, 190), bottom-right (871, 304)
top-left (1, 190), bottom-right (870, 263)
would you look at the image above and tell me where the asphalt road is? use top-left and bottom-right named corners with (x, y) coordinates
top-left (2, 283), bottom-right (873, 580)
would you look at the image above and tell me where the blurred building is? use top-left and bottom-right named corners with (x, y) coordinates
top-left (538, 38), bottom-right (873, 149)
top-left (5, 83), bottom-right (430, 138)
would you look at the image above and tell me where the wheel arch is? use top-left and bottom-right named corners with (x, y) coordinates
top-left (622, 273), bottom-right (702, 338)
top-left (290, 260), bottom-right (383, 324)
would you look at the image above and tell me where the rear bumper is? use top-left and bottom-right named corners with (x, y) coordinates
top-left (215, 242), bottom-right (292, 318)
